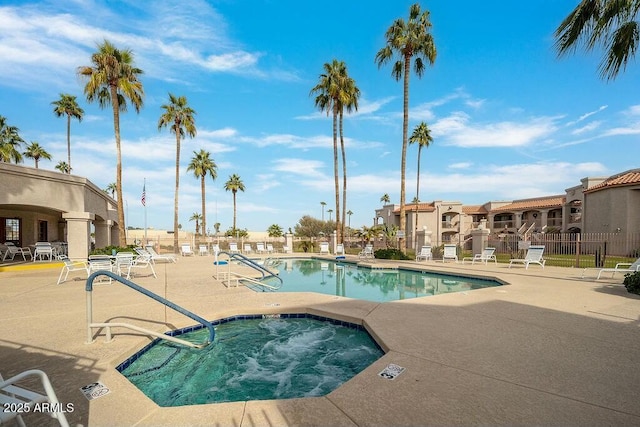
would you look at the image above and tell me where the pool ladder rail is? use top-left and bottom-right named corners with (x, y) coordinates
top-left (215, 251), bottom-right (283, 291)
top-left (85, 271), bottom-right (215, 349)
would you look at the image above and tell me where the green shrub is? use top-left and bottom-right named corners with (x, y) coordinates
top-left (623, 272), bottom-right (640, 295)
top-left (374, 248), bottom-right (411, 260)
top-left (91, 245), bottom-right (136, 256)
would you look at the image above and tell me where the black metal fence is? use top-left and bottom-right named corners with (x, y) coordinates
top-left (487, 232), bottom-right (640, 268)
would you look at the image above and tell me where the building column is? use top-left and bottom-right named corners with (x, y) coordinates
top-left (471, 219), bottom-right (490, 255)
top-left (285, 233), bottom-right (293, 253)
top-left (94, 219), bottom-right (113, 250)
top-left (62, 211), bottom-right (95, 260)
top-left (330, 230), bottom-right (337, 254)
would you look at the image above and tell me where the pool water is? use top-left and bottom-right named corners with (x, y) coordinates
top-left (257, 259), bottom-right (501, 302)
top-left (118, 315), bottom-right (383, 406)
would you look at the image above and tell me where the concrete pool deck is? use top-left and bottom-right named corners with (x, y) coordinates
top-left (1, 254), bottom-right (640, 426)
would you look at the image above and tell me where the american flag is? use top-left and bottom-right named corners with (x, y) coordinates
top-left (141, 183), bottom-right (146, 206)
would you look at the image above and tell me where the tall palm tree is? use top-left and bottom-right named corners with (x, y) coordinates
top-left (189, 212), bottom-right (202, 236)
top-left (380, 193), bottom-right (391, 205)
top-left (555, 0), bottom-right (640, 80)
top-left (78, 40), bottom-right (144, 245)
top-left (337, 66), bottom-right (360, 244)
top-left (310, 59), bottom-right (345, 244)
top-left (51, 93), bottom-right (84, 173)
top-left (105, 182), bottom-right (117, 198)
top-left (0, 115), bottom-right (25, 163)
top-left (187, 149), bottom-right (217, 240)
top-left (408, 121), bottom-right (433, 202)
top-left (55, 161), bottom-right (71, 173)
top-left (23, 141), bottom-right (52, 168)
top-left (320, 201), bottom-right (326, 221)
top-left (375, 3), bottom-right (436, 251)
top-left (224, 174), bottom-right (245, 231)
top-left (158, 93), bottom-right (197, 254)
top-left (327, 209), bottom-right (333, 222)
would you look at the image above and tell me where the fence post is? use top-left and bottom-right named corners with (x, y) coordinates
top-left (575, 233), bottom-right (581, 268)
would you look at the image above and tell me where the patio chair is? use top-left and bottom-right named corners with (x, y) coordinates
top-left (88, 255), bottom-right (114, 284)
top-left (584, 257), bottom-right (640, 279)
top-left (180, 243), bottom-right (194, 256)
top-left (229, 242), bottom-right (240, 253)
top-left (319, 242), bottom-right (330, 255)
top-left (57, 255), bottom-right (89, 284)
top-left (2, 242), bottom-right (32, 261)
top-left (359, 244), bottom-right (374, 259)
top-left (462, 247), bottom-right (497, 265)
top-left (256, 243), bottom-right (266, 254)
top-left (198, 244), bottom-right (209, 256)
top-left (509, 245), bottom-right (546, 269)
top-left (336, 244), bottom-right (345, 256)
top-left (32, 242), bottom-right (55, 261)
top-left (145, 245), bottom-right (177, 263)
top-left (211, 244), bottom-right (221, 256)
top-left (243, 243), bottom-right (253, 254)
top-left (441, 244), bottom-right (458, 262)
top-left (0, 369), bottom-right (70, 427)
top-left (282, 244), bottom-right (292, 254)
top-left (416, 245), bottom-right (432, 262)
top-left (266, 243), bottom-right (275, 253)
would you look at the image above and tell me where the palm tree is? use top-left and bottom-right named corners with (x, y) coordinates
top-left (224, 174), bottom-right (245, 231)
top-left (320, 201), bottom-right (327, 221)
top-left (23, 141), bottom-right (52, 168)
top-left (375, 3), bottom-right (436, 251)
top-left (78, 40), bottom-right (144, 246)
top-left (187, 149), bottom-right (217, 242)
top-left (380, 193), bottom-right (391, 205)
top-left (408, 121), bottom-right (433, 202)
top-left (158, 93), bottom-right (197, 254)
top-left (189, 212), bottom-right (202, 236)
top-left (267, 224), bottom-right (284, 238)
top-left (327, 209), bottom-right (333, 222)
top-left (55, 161), bottom-right (71, 173)
top-left (0, 115), bottom-right (25, 163)
top-left (310, 59), bottom-right (345, 244)
top-left (105, 182), bottom-right (117, 198)
top-left (555, 0), bottom-right (640, 80)
top-left (51, 93), bottom-right (84, 173)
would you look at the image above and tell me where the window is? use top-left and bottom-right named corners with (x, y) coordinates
top-left (3, 218), bottom-right (21, 244)
top-left (38, 220), bottom-right (48, 242)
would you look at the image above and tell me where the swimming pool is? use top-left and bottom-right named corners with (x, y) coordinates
top-left (117, 314), bottom-right (384, 406)
top-left (255, 258), bottom-right (501, 302)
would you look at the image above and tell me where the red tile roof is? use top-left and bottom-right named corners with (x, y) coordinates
top-left (462, 205), bottom-right (488, 214)
top-left (392, 203), bottom-right (435, 213)
top-left (490, 196), bottom-right (565, 212)
top-left (584, 169), bottom-right (640, 194)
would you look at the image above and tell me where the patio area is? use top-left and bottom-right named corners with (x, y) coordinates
top-left (1, 254), bottom-right (640, 426)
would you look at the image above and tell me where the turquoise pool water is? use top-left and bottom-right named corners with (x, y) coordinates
top-left (256, 258), bottom-right (501, 302)
top-left (118, 315), bottom-right (383, 406)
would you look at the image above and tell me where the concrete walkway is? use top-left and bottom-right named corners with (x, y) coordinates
top-left (1, 254), bottom-right (639, 426)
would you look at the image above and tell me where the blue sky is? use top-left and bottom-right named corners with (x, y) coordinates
top-left (1, 0), bottom-right (639, 234)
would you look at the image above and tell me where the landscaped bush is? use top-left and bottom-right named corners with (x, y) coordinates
top-left (91, 245), bottom-right (137, 256)
top-left (623, 272), bottom-right (640, 295)
top-left (374, 248), bottom-right (411, 260)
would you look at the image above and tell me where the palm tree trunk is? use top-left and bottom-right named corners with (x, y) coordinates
top-left (201, 176), bottom-right (206, 241)
top-left (66, 114), bottom-right (72, 173)
top-left (232, 191), bottom-right (237, 230)
top-left (111, 85), bottom-right (127, 246)
top-left (332, 109), bottom-right (341, 244)
top-left (339, 111), bottom-right (347, 245)
top-left (174, 134), bottom-right (181, 254)
top-left (399, 55), bottom-right (411, 252)
top-left (416, 145), bottom-right (422, 201)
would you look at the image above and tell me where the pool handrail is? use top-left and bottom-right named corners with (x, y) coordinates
top-left (85, 270), bottom-right (215, 349)
top-left (217, 251), bottom-right (283, 283)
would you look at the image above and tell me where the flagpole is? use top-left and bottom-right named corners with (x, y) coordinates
top-left (144, 178), bottom-right (147, 243)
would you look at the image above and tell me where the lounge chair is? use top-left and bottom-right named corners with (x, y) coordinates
top-left (463, 247), bottom-right (497, 265)
top-left (509, 245), bottom-right (546, 269)
top-left (2, 242), bottom-right (32, 261)
top-left (359, 244), bottom-right (374, 259)
top-left (441, 244), bottom-right (458, 262)
top-left (266, 243), bottom-right (275, 253)
top-left (88, 255), bottom-right (114, 284)
top-left (256, 243), bottom-right (266, 254)
top-left (145, 245), bottom-right (177, 263)
top-left (212, 244), bottom-right (221, 256)
top-left (198, 244), bottom-right (209, 256)
top-left (584, 257), bottom-right (640, 279)
top-left (336, 244), bottom-right (345, 256)
top-left (416, 245), bottom-right (432, 262)
top-left (229, 242), bottom-right (240, 253)
top-left (57, 255), bottom-right (89, 284)
top-left (32, 242), bottom-right (55, 261)
top-left (319, 242), bottom-right (330, 255)
top-left (0, 369), bottom-right (70, 427)
top-left (181, 244), bottom-right (194, 256)
top-left (115, 252), bottom-right (156, 279)
top-left (243, 243), bottom-right (253, 254)
top-left (282, 244), bottom-right (292, 254)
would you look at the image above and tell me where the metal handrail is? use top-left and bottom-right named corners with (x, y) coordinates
top-left (218, 251), bottom-right (283, 283)
top-left (85, 271), bottom-right (215, 349)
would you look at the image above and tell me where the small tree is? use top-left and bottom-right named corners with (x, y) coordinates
top-left (267, 224), bottom-right (284, 238)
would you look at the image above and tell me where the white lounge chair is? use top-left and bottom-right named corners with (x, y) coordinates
top-left (198, 244), bottom-right (209, 256)
top-left (509, 245), bottom-right (546, 269)
top-left (212, 244), bottom-right (221, 256)
top-left (0, 369), bottom-right (70, 427)
top-left (145, 245), bottom-right (177, 263)
top-left (229, 242), bottom-right (240, 253)
top-left (181, 243), bottom-right (194, 256)
top-left (88, 255), bottom-right (114, 284)
top-left (585, 257), bottom-right (640, 279)
top-left (57, 255), bottom-right (89, 284)
top-left (2, 242), bottom-right (32, 261)
top-left (416, 245), bottom-right (432, 262)
top-left (266, 243), bottom-right (275, 253)
top-left (32, 242), bottom-right (55, 261)
top-left (256, 243), bottom-right (266, 254)
top-left (282, 244), bottom-right (292, 254)
top-left (336, 244), bottom-right (345, 256)
top-left (319, 242), bottom-right (330, 255)
top-left (442, 244), bottom-right (458, 262)
top-left (463, 247), bottom-right (497, 265)
top-left (359, 244), bottom-right (374, 259)
top-left (243, 243), bottom-right (253, 254)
